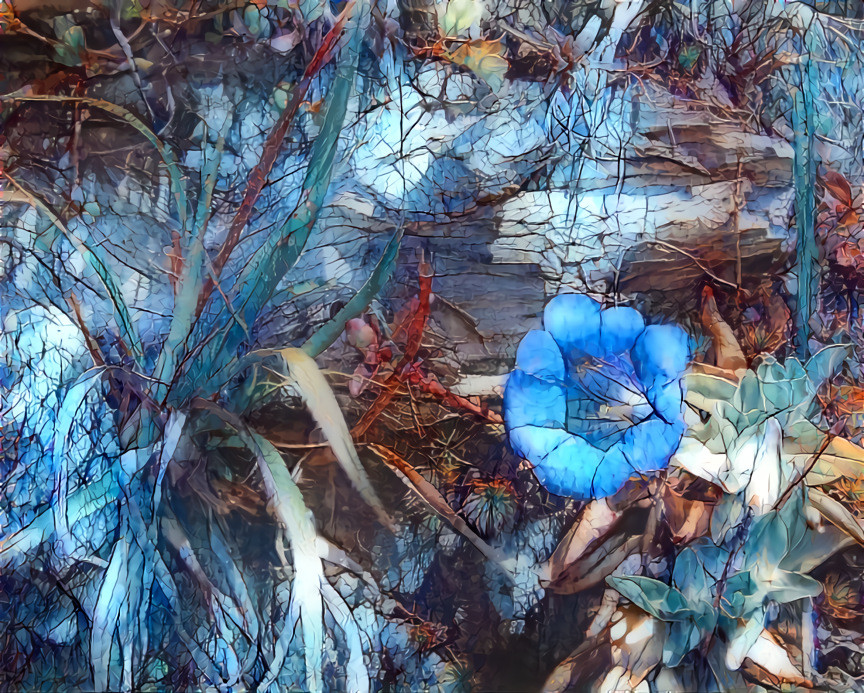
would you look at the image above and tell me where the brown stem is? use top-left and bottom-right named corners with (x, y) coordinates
top-left (193, 2), bottom-right (356, 319)
top-left (352, 262), bottom-right (433, 437)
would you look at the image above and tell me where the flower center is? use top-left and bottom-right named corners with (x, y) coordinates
top-left (565, 355), bottom-right (652, 450)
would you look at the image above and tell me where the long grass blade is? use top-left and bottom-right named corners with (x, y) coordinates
top-left (302, 224), bottom-right (404, 358)
top-left (207, 0), bottom-right (356, 283)
top-left (208, 518), bottom-right (260, 644)
top-left (189, 399), bottom-right (325, 689)
top-left (150, 543), bottom-right (225, 685)
top-left (320, 580), bottom-right (369, 693)
top-left (91, 536), bottom-right (129, 691)
top-left (247, 347), bottom-right (392, 529)
top-left (1, 92), bottom-right (189, 230)
top-left (52, 366), bottom-right (107, 548)
top-left (0, 470), bottom-right (119, 569)
top-left (4, 173), bottom-right (144, 365)
top-left (191, 1), bottom-right (369, 396)
top-left (792, 40), bottom-right (817, 360)
top-left (152, 411), bottom-right (186, 518)
top-left (160, 515), bottom-right (243, 684)
top-left (240, 429), bottom-right (324, 692)
top-left (366, 443), bottom-right (517, 581)
top-left (152, 116), bottom-right (231, 402)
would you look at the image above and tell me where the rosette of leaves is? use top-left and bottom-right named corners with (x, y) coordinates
top-left (607, 500), bottom-right (822, 689)
top-left (598, 346), bottom-right (864, 689)
top-left (0, 3), bottom-right (417, 690)
top-left (680, 344), bottom-right (862, 502)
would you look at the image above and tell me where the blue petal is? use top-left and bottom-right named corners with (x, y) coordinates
top-left (504, 369), bottom-right (566, 430)
top-left (599, 306), bottom-right (645, 356)
top-left (631, 324), bottom-right (690, 385)
top-left (651, 381), bottom-right (686, 422)
top-left (620, 416), bottom-right (685, 472)
top-left (533, 434), bottom-right (604, 499)
top-left (509, 424), bottom-right (572, 462)
top-left (592, 447), bottom-right (633, 497)
top-left (534, 435), bottom-right (632, 499)
top-left (543, 294), bottom-right (601, 357)
top-left (515, 329), bottom-right (565, 379)
top-left (631, 324), bottom-right (689, 419)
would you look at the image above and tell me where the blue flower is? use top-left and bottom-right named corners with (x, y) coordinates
top-left (504, 294), bottom-right (690, 499)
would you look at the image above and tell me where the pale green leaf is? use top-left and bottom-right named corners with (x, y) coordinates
top-left (92, 537), bottom-right (129, 691)
top-left (245, 348), bottom-right (391, 527)
top-left (606, 575), bottom-right (694, 622)
top-left (805, 343), bottom-right (851, 388)
top-left (53, 367), bottom-right (107, 543)
top-left (241, 429), bottom-right (324, 692)
top-left (302, 224), bottom-right (403, 358)
top-left (440, 0), bottom-right (482, 36)
top-left (810, 487), bottom-right (864, 547)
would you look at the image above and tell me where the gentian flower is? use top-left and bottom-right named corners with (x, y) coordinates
top-left (504, 294), bottom-right (690, 499)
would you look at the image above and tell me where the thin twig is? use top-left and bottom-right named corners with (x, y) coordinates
top-left (650, 238), bottom-right (740, 289)
top-left (366, 442), bottom-right (516, 582)
top-left (353, 261), bottom-right (433, 437)
top-left (195, 1), bottom-right (356, 317)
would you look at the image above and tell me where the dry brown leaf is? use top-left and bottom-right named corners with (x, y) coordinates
top-left (447, 39), bottom-right (509, 91)
top-left (700, 285), bottom-right (747, 372)
top-left (541, 499), bottom-right (621, 585)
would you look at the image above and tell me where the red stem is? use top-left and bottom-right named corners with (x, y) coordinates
top-left (194, 2), bottom-right (355, 316)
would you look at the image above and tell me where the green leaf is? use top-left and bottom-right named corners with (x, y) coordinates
top-left (121, 0), bottom-right (143, 20)
top-left (719, 571), bottom-right (759, 619)
top-left (768, 571), bottom-right (822, 603)
top-left (63, 25), bottom-right (85, 52)
top-left (606, 575), bottom-right (694, 622)
top-left (52, 15), bottom-right (74, 38)
top-left (678, 44), bottom-right (702, 71)
top-left (683, 372), bottom-right (738, 410)
top-left (778, 484), bottom-right (808, 550)
top-left (54, 41), bottom-right (83, 67)
top-left (3, 174), bottom-right (144, 365)
top-left (744, 512), bottom-right (788, 571)
top-left (734, 370), bottom-right (763, 420)
top-left (672, 546), bottom-right (711, 609)
top-left (710, 493), bottom-right (746, 545)
top-left (302, 224), bottom-right (403, 357)
top-left (688, 538), bottom-right (731, 581)
top-left (243, 5), bottom-right (262, 35)
top-left (240, 348), bottom-right (391, 528)
top-left (805, 343), bottom-right (851, 387)
top-left (663, 620), bottom-right (700, 667)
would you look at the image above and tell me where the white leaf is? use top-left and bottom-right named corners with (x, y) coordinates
top-left (725, 611), bottom-right (766, 670)
top-left (439, 0), bottom-right (482, 37)
top-left (742, 418), bottom-right (784, 514)
top-left (744, 629), bottom-right (806, 683)
top-left (671, 435), bottom-right (729, 487)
